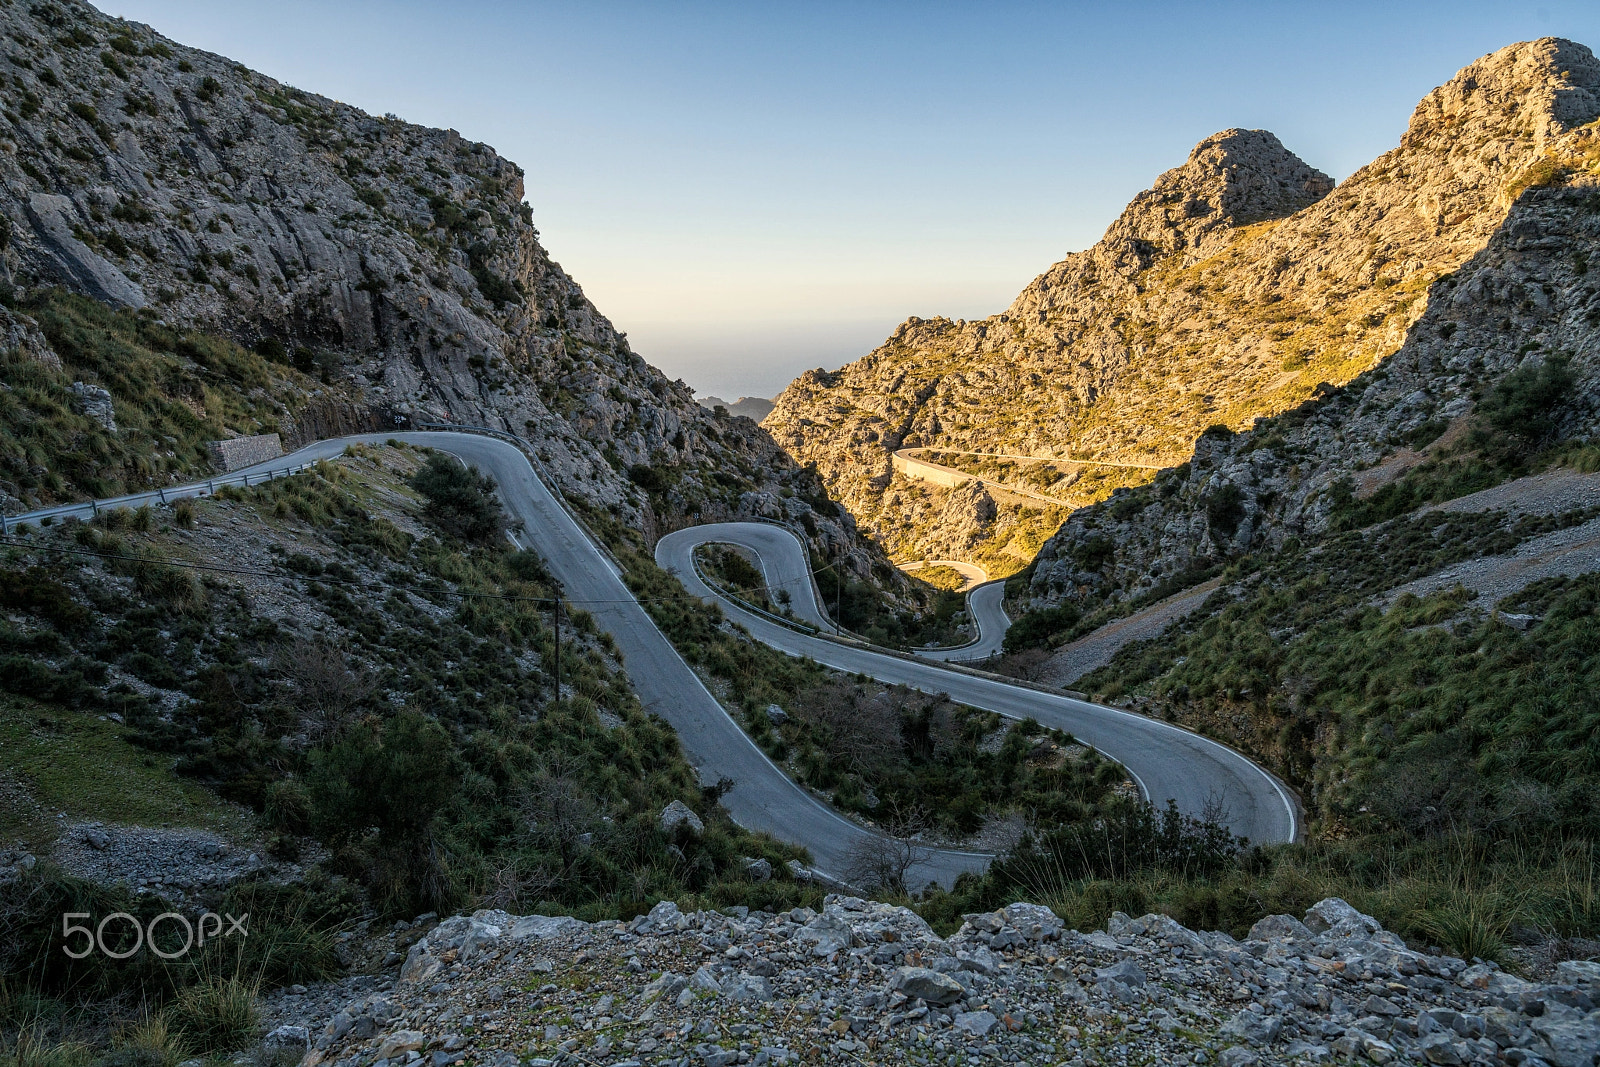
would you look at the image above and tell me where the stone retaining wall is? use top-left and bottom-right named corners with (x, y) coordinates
top-left (207, 433), bottom-right (284, 472)
top-left (891, 449), bottom-right (975, 489)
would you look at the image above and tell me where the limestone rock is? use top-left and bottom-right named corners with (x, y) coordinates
top-left (70, 383), bottom-right (116, 432)
top-left (1248, 914), bottom-right (1314, 942)
top-left (261, 1025), bottom-right (309, 1053)
top-left (1303, 898), bottom-right (1383, 939)
top-left (25, 192), bottom-right (146, 308)
top-left (889, 965), bottom-right (965, 1005)
top-left (372, 1031), bottom-right (425, 1059)
top-left (258, 899), bottom-right (1600, 1067)
top-left (0, 0), bottom-right (892, 587)
top-left (659, 801), bottom-right (704, 837)
top-left (1220, 1008), bottom-right (1283, 1046)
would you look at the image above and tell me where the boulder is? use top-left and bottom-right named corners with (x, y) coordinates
top-left (798, 912), bottom-right (853, 956)
top-left (399, 944), bottom-right (443, 985)
top-left (889, 966), bottom-right (964, 1006)
top-left (956, 946), bottom-right (1000, 975)
top-left (660, 801), bottom-right (704, 836)
top-left (1219, 1009), bottom-right (1282, 1047)
top-left (1303, 897), bottom-right (1383, 940)
top-left (508, 914), bottom-right (589, 941)
top-left (724, 974), bottom-right (773, 1002)
top-left (373, 1031), bottom-right (426, 1059)
top-left (742, 857), bottom-right (772, 882)
top-left (952, 1010), bottom-right (997, 1037)
top-left (689, 965), bottom-right (722, 995)
top-left (1095, 959), bottom-right (1147, 988)
top-left (1530, 1007), bottom-right (1600, 1067)
top-left (998, 902), bottom-right (1063, 940)
top-left (261, 1026), bottom-right (309, 1052)
top-left (1248, 914), bottom-right (1313, 942)
top-left (632, 899), bottom-right (682, 934)
top-left (641, 973), bottom-right (688, 1002)
top-left (1555, 959), bottom-right (1600, 987)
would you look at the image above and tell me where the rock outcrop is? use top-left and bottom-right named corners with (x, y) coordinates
top-left (765, 38), bottom-right (1600, 578)
top-left (263, 895), bottom-right (1600, 1067)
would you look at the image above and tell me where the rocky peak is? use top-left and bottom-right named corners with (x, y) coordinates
top-left (1403, 37), bottom-right (1600, 155)
top-left (1087, 128), bottom-right (1334, 276)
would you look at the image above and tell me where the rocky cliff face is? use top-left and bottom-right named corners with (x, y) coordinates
top-left (0, 1), bottom-right (876, 572)
top-left (765, 39), bottom-right (1600, 578)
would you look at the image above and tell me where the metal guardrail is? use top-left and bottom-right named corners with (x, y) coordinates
top-left (1, 460), bottom-right (320, 533)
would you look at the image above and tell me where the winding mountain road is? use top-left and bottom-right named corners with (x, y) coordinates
top-left (10, 430), bottom-right (1296, 886)
top-left (657, 524), bottom-right (1296, 849)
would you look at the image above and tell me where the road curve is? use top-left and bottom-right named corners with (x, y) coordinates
top-left (919, 581), bottom-right (1009, 663)
top-left (658, 523), bottom-right (1297, 847)
top-left (8, 434), bottom-right (988, 887)
top-left (897, 559), bottom-right (987, 591)
top-left (698, 528), bottom-right (1007, 663)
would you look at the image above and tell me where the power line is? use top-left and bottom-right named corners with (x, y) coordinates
top-left (0, 534), bottom-right (713, 608)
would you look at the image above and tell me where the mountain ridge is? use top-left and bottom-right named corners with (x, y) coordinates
top-left (0, 0), bottom-right (899, 587)
top-left (764, 37), bottom-right (1600, 577)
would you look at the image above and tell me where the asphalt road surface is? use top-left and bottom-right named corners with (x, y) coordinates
top-left (682, 525), bottom-right (1009, 662)
top-left (921, 581), bottom-right (1010, 663)
top-left (12, 431), bottom-right (1295, 881)
top-left (658, 523), bottom-right (1296, 846)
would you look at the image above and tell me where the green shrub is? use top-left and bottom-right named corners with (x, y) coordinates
top-left (164, 977), bottom-right (257, 1056)
top-left (307, 709), bottom-right (461, 846)
top-left (626, 463), bottom-right (667, 494)
top-left (1205, 483), bottom-right (1247, 540)
top-left (409, 454), bottom-right (504, 542)
top-left (0, 289), bottom-right (316, 503)
top-left (0, 1030), bottom-right (94, 1067)
top-left (1478, 352), bottom-right (1573, 449)
top-left (1002, 603), bottom-right (1081, 652)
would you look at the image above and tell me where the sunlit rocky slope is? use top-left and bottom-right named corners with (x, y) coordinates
top-left (765, 38), bottom-right (1600, 577)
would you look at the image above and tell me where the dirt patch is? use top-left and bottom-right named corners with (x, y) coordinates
top-left (1041, 577), bottom-right (1224, 688)
top-left (1351, 416), bottom-right (1473, 498)
top-left (1385, 514), bottom-right (1600, 608)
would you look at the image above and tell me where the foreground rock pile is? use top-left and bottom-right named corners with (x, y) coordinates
top-left (261, 897), bottom-right (1599, 1067)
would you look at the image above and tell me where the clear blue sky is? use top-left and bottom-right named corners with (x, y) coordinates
top-left (102, 1), bottom-right (1600, 399)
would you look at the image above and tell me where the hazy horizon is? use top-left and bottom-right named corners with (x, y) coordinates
top-left (101, 1), bottom-right (1600, 400)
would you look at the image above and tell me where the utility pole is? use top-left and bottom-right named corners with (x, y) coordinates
top-left (555, 601), bottom-right (564, 704)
